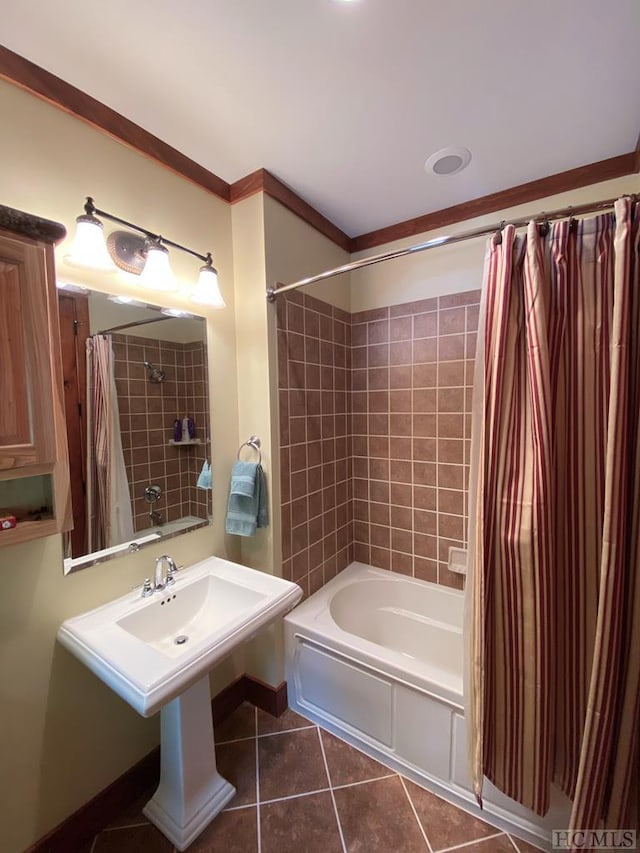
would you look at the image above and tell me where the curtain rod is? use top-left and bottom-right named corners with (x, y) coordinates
top-left (266, 194), bottom-right (635, 302)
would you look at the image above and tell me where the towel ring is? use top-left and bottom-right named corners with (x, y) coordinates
top-left (237, 435), bottom-right (262, 464)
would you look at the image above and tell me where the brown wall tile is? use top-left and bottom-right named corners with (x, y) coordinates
top-left (390, 317), bottom-right (412, 340)
top-left (390, 365), bottom-right (412, 388)
top-left (278, 288), bottom-right (479, 592)
top-left (370, 480), bottom-right (390, 503)
top-left (114, 334), bottom-right (210, 534)
top-left (438, 307), bottom-right (466, 334)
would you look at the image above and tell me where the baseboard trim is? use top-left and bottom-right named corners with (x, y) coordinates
top-left (244, 675), bottom-right (288, 717)
top-left (27, 675), bottom-right (288, 853)
top-left (211, 674), bottom-right (248, 722)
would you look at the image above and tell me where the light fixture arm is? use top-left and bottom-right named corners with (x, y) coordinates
top-left (201, 252), bottom-right (217, 273)
top-left (68, 196), bottom-right (225, 308)
top-left (83, 196), bottom-right (209, 263)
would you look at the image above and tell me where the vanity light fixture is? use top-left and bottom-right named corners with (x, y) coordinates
top-left (138, 239), bottom-right (176, 292)
top-left (64, 197), bottom-right (225, 308)
top-left (64, 210), bottom-right (117, 273)
top-left (191, 254), bottom-right (225, 308)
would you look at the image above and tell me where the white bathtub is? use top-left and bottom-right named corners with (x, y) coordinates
top-left (147, 514), bottom-right (209, 537)
top-left (284, 562), bottom-right (570, 851)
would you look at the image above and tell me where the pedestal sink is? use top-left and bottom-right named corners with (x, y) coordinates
top-left (58, 556), bottom-right (302, 850)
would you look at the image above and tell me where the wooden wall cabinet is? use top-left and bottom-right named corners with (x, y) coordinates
top-left (0, 204), bottom-right (72, 545)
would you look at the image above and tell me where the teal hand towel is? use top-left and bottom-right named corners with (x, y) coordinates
top-left (197, 460), bottom-right (212, 490)
top-left (226, 462), bottom-right (269, 537)
top-left (229, 461), bottom-right (257, 497)
top-left (256, 466), bottom-right (268, 530)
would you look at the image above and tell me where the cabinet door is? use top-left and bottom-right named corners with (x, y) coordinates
top-left (0, 232), bottom-right (56, 470)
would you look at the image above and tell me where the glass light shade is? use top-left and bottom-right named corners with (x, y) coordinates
top-left (63, 215), bottom-right (117, 272)
top-left (161, 307), bottom-right (193, 318)
top-left (56, 280), bottom-right (89, 294)
top-left (107, 294), bottom-right (145, 307)
top-left (191, 264), bottom-right (225, 308)
top-left (139, 243), bottom-right (178, 292)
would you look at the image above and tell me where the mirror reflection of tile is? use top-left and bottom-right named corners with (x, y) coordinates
top-left (65, 291), bottom-right (210, 565)
top-left (112, 333), bottom-right (210, 533)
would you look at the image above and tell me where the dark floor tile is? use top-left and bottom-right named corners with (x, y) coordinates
top-left (187, 806), bottom-right (258, 852)
top-left (93, 824), bottom-right (173, 852)
top-left (320, 729), bottom-right (391, 787)
top-left (457, 834), bottom-right (516, 852)
top-left (216, 738), bottom-right (256, 807)
top-left (257, 706), bottom-right (314, 735)
top-left (404, 780), bottom-right (496, 851)
top-left (259, 728), bottom-right (329, 801)
top-left (214, 702), bottom-right (256, 743)
top-left (105, 787), bottom-right (156, 828)
top-left (510, 836), bottom-right (547, 852)
top-left (334, 776), bottom-right (428, 852)
top-left (261, 791), bottom-right (342, 853)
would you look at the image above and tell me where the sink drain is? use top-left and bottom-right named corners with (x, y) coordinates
top-left (174, 635), bottom-right (189, 645)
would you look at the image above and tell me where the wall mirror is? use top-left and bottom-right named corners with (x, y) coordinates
top-left (58, 288), bottom-right (211, 573)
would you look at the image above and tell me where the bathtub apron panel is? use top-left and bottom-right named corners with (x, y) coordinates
top-left (285, 562), bottom-right (571, 853)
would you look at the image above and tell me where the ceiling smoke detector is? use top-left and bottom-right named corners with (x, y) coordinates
top-left (425, 147), bottom-right (472, 176)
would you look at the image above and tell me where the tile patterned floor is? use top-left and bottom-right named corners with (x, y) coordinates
top-left (84, 704), bottom-right (546, 853)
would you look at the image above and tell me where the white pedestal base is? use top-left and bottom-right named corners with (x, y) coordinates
top-left (143, 676), bottom-right (236, 851)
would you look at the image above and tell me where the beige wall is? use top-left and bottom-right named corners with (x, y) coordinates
top-left (3, 70), bottom-right (638, 853)
top-left (263, 196), bottom-right (353, 554)
top-left (231, 193), bottom-right (276, 576)
top-left (0, 79), bottom-right (244, 852)
top-left (0, 80), bottom-right (353, 849)
top-left (263, 194), bottom-right (353, 574)
top-left (232, 195), bottom-right (353, 684)
top-left (264, 195), bottom-right (351, 313)
top-left (230, 194), bottom-right (353, 584)
top-left (350, 175), bottom-right (640, 311)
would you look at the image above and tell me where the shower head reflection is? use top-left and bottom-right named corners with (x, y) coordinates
top-left (144, 361), bottom-right (165, 383)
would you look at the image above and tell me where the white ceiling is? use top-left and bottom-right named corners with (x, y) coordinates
top-left (2, 0), bottom-right (639, 236)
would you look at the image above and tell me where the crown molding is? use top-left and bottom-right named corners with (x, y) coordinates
top-left (1, 46), bottom-right (637, 256)
top-left (351, 152), bottom-right (637, 253)
top-left (0, 44), bottom-right (231, 202)
top-left (230, 168), bottom-right (352, 252)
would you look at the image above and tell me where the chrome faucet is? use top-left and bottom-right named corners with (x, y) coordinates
top-left (154, 555), bottom-right (177, 591)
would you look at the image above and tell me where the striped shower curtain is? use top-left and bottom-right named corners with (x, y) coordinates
top-left (86, 335), bottom-right (134, 552)
top-left (466, 197), bottom-right (640, 831)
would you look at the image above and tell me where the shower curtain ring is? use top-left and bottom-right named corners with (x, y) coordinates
top-left (538, 212), bottom-right (550, 236)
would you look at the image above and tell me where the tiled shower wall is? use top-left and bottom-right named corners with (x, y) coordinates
top-left (182, 340), bottom-right (211, 522)
top-left (277, 289), bottom-right (480, 594)
top-left (350, 291), bottom-right (480, 589)
top-left (112, 334), bottom-right (210, 532)
top-left (277, 292), bottom-right (354, 598)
